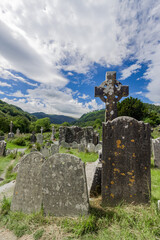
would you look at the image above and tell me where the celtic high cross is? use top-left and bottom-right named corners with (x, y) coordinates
top-left (95, 71), bottom-right (129, 121)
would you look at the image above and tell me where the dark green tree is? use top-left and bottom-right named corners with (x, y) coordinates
top-left (117, 97), bottom-right (148, 121)
top-left (35, 117), bottom-right (51, 132)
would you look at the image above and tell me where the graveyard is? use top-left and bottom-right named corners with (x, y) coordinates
top-left (0, 72), bottom-right (160, 239)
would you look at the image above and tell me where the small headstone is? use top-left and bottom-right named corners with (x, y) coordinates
top-left (37, 133), bottom-right (43, 144)
top-left (30, 132), bottom-right (36, 143)
top-left (87, 143), bottom-right (95, 153)
top-left (78, 143), bottom-right (86, 152)
top-left (11, 152), bottom-right (45, 213)
top-left (95, 143), bottom-right (102, 153)
top-left (60, 140), bottom-right (70, 149)
top-left (85, 160), bottom-right (102, 197)
top-left (152, 138), bottom-right (160, 168)
top-left (71, 141), bottom-right (78, 149)
top-left (158, 200), bottom-right (160, 211)
top-left (40, 127), bottom-right (43, 135)
top-left (42, 153), bottom-right (89, 216)
top-left (102, 116), bottom-right (151, 206)
top-left (16, 128), bottom-right (20, 135)
top-left (0, 140), bottom-right (6, 156)
top-left (40, 146), bottom-right (50, 158)
top-left (50, 144), bottom-right (59, 155)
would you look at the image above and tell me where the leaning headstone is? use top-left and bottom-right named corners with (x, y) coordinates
top-left (0, 140), bottom-right (6, 156)
top-left (30, 132), bottom-right (36, 143)
top-left (42, 153), bottom-right (89, 216)
top-left (37, 133), bottom-right (43, 144)
top-left (87, 143), bottom-right (95, 153)
top-left (152, 138), bottom-right (160, 168)
top-left (102, 116), bottom-right (151, 206)
top-left (11, 152), bottom-right (45, 213)
top-left (85, 159), bottom-right (102, 197)
top-left (50, 144), bottom-right (59, 155)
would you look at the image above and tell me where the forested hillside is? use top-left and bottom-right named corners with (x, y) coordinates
top-left (0, 100), bottom-right (37, 134)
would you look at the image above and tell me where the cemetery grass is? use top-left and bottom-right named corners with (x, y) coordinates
top-left (0, 168), bottom-right (160, 239)
top-left (59, 147), bottom-right (98, 163)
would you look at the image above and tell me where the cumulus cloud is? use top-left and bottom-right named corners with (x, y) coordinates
top-left (0, 80), bottom-right (11, 87)
top-left (0, 0), bottom-right (160, 115)
top-left (3, 84), bottom-right (104, 118)
top-left (120, 64), bottom-right (141, 80)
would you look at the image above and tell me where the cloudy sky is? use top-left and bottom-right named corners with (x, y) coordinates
top-left (0, 0), bottom-right (160, 118)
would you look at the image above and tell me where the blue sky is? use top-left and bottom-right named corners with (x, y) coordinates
top-left (0, 0), bottom-right (160, 118)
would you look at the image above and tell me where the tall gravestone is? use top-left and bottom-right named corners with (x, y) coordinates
top-left (102, 116), bottom-right (151, 206)
top-left (51, 126), bottom-right (55, 141)
top-left (8, 121), bottom-right (14, 138)
top-left (37, 133), bottom-right (43, 144)
top-left (30, 131), bottom-right (36, 143)
top-left (11, 152), bottom-right (45, 213)
top-left (0, 140), bottom-right (6, 156)
top-left (42, 153), bottom-right (89, 216)
top-left (152, 138), bottom-right (160, 168)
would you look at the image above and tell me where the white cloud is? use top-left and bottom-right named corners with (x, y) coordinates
top-left (78, 94), bottom-right (90, 100)
top-left (120, 64), bottom-right (141, 80)
top-left (135, 91), bottom-right (142, 95)
top-left (2, 84), bottom-right (103, 118)
top-left (0, 90), bottom-right (4, 94)
top-left (0, 80), bottom-right (11, 87)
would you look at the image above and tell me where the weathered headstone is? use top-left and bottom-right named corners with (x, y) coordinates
top-left (11, 152), bottom-right (45, 213)
top-left (30, 131), bottom-right (36, 143)
top-left (95, 143), bottom-right (102, 153)
top-left (8, 121), bottom-right (14, 138)
top-left (85, 159), bottom-right (102, 197)
top-left (87, 143), bottom-right (95, 153)
top-left (102, 116), bottom-right (151, 206)
top-left (152, 138), bottom-right (160, 168)
top-left (59, 126), bottom-right (99, 146)
top-left (50, 144), bottom-right (59, 155)
top-left (16, 128), bottom-right (20, 135)
top-left (0, 136), bottom-right (5, 141)
top-left (37, 133), bottom-right (43, 144)
top-left (95, 71), bottom-right (129, 121)
top-left (40, 146), bottom-right (50, 158)
top-left (0, 140), bottom-right (6, 156)
top-left (60, 140), bottom-right (70, 149)
top-left (78, 143), bottom-right (86, 152)
top-left (71, 141), bottom-right (78, 149)
top-left (42, 153), bottom-right (89, 216)
top-left (51, 126), bottom-right (55, 141)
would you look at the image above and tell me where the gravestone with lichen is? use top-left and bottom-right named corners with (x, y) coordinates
top-left (11, 152), bottom-right (45, 213)
top-left (152, 137), bottom-right (160, 168)
top-left (102, 116), bottom-right (151, 206)
top-left (42, 153), bottom-right (89, 216)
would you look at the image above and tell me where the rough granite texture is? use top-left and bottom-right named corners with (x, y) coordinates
top-left (152, 137), bottom-right (160, 168)
top-left (95, 71), bottom-right (129, 121)
top-left (102, 116), bottom-right (151, 206)
top-left (11, 152), bottom-right (45, 213)
top-left (59, 126), bottom-right (99, 146)
top-left (42, 153), bottom-right (89, 216)
top-left (37, 134), bottom-right (43, 144)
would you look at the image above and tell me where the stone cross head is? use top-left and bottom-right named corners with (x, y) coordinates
top-left (95, 71), bottom-right (129, 121)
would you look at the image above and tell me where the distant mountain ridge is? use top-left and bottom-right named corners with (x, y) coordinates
top-left (31, 112), bottom-right (76, 124)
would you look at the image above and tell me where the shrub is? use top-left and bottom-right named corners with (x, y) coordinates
top-left (0, 197), bottom-right (11, 216)
top-left (12, 137), bottom-right (26, 146)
